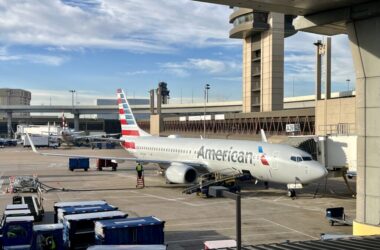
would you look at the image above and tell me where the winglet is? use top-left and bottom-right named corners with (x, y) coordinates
top-left (260, 129), bottom-right (268, 143)
top-left (26, 133), bottom-right (39, 154)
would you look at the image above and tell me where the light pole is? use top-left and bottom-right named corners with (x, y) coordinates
top-left (204, 84), bottom-right (210, 138)
top-left (346, 79), bottom-right (350, 91)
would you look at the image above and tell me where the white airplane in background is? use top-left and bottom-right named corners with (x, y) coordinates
top-left (47, 114), bottom-right (118, 146)
top-left (28, 89), bottom-right (327, 197)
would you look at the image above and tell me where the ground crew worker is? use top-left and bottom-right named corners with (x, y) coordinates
top-left (136, 163), bottom-right (144, 179)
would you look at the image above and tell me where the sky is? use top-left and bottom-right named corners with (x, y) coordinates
top-left (0, 0), bottom-right (356, 105)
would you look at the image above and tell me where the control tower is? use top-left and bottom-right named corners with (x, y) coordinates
top-left (229, 8), bottom-right (296, 112)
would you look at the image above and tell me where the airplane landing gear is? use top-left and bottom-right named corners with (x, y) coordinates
top-left (287, 189), bottom-right (296, 199)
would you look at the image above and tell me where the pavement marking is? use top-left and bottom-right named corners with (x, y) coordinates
top-left (166, 231), bottom-right (296, 244)
top-left (167, 218), bottom-right (266, 228)
top-left (262, 218), bottom-right (318, 240)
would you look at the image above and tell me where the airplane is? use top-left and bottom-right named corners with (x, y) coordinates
top-left (47, 114), bottom-right (118, 146)
top-left (28, 88), bottom-right (328, 198)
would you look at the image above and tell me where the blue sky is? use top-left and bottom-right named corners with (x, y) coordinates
top-left (0, 0), bottom-right (355, 105)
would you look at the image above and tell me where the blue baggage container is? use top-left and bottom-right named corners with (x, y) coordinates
top-left (54, 200), bottom-right (108, 223)
top-left (94, 216), bottom-right (165, 245)
top-left (1, 216), bottom-right (34, 249)
top-left (57, 204), bottom-right (118, 223)
top-left (63, 211), bottom-right (127, 250)
top-left (69, 158), bottom-right (89, 171)
top-left (32, 224), bottom-right (64, 250)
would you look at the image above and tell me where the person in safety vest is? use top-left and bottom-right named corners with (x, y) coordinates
top-left (136, 163), bottom-right (144, 179)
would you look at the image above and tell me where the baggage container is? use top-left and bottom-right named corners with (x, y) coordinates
top-left (57, 204), bottom-right (118, 223)
top-left (63, 211), bottom-right (127, 250)
top-left (69, 158), bottom-right (89, 171)
top-left (1, 216), bottom-right (34, 249)
top-left (5, 204), bottom-right (29, 210)
top-left (32, 224), bottom-right (64, 250)
top-left (88, 245), bottom-right (167, 250)
top-left (53, 200), bottom-right (107, 223)
top-left (94, 216), bottom-right (165, 245)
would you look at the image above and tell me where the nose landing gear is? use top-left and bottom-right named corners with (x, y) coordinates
top-left (287, 189), bottom-right (296, 199)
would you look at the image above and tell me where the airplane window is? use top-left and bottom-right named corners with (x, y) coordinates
top-left (296, 157), bottom-right (303, 162)
top-left (290, 156), bottom-right (297, 161)
top-left (302, 156), bottom-right (312, 161)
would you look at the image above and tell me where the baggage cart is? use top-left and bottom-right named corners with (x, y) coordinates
top-left (69, 158), bottom-right (90, 171)
top-left (12, 194), bottom-right (44, 222)
top-left (63, 211), bottom-right (127, 250)
top-left (94, 216), bottom-right (165, 245)
top-left (57, 204), bottom-right (118, 223)
top-left (53, 200), bottom-right (107, 223)
top-left (1, 216), bottom-right (34, 249)
top-left (32, 224), bottom-right (64, 250)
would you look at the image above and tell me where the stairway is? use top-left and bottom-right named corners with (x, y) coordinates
top-left (136, 176), bottom-right (145, 188)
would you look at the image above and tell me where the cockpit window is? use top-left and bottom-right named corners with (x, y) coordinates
top-left (291, 156), bottom-right (308, 162)
top-left (302, 156), bottom-right (312, 161)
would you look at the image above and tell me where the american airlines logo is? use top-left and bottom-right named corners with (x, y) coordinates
top-left (197, 146), bottom-right (270, 166)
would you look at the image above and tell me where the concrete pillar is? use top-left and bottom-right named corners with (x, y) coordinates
top-left (156, 89), bottom-right (162, 115)
top-left (347, 16), bottom-right (380, 235)
top-left (150, 114), bottom-right (162, 136)
top-left (242, 36), bottom-right (252, 113)
top-left (261, 12), bottom-right (284, 112)
top-left (315, 41), bottom-right (322, 100)
top-left (324, 37), bottom-right (331, 99)
top-left (74, 113), bottom-right (80, 132)
top-left (6, 112), bottom-right (12, 138)
top-left (149, 89), bottom-right (155, 115)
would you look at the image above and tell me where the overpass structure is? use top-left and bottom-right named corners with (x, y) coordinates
top-left (196, 0), bottom-right (380, 236)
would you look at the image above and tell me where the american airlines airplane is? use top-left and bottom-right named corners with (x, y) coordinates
top-left (28, 89), bottom-right (327, 197)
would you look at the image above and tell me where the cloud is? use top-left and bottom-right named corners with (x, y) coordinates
top-left (0, 0), bottom-right (234, 53)
top-left (0, 47), bottom-right (68, 65)
top-left (161, 58), bottom-right (240, 77)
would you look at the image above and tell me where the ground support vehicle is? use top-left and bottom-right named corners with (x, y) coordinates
top-left (96, 159), bottom-right (118, 171)
top-left (326, 207), bottom-right (353, 226)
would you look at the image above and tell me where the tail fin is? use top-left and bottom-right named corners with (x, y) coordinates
top-left (117, 89), bottom-right (151, 137)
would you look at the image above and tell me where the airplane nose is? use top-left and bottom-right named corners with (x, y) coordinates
top-left (313, 163), bottom-right (328, 179)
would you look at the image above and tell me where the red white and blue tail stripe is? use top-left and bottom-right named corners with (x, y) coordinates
top-left (117, 89), bottom-right (150, 140)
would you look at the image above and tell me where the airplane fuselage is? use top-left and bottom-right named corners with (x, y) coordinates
top-left (122, 136), bottom-right (327, 185)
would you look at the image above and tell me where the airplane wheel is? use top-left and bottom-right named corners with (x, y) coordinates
top-left (287, 189), bottom-right (296, 198)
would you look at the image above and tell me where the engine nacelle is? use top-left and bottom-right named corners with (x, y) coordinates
top-left (165, 163), bottom-right (197, 184)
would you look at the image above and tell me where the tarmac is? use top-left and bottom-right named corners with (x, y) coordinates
top-left (0, 146), bottom-right (356, 250)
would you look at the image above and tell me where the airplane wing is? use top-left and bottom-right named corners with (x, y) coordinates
top-left (26, 133), bottom-right (205, 168)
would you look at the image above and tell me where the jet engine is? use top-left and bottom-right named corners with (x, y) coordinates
top-left (165, 163), bottom-right (197, 184)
